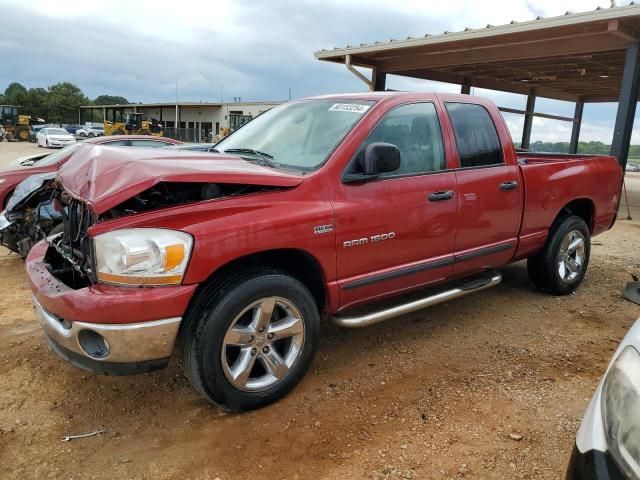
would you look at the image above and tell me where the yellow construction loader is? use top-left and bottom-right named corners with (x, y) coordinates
top-left (104, 112), bottom-right (163, 136)
top-left (0, 105), bottom-right (44, 141)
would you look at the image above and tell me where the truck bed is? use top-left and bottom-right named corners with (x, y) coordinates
top-left (517, 151), bottom-right (606, 165)
top-left (514, 151), bottom-right (622, 261)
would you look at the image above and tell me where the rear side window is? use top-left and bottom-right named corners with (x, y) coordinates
top-left (445, 103), bottom-right (503, 168)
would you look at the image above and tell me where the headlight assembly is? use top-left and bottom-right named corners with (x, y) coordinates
top-left (602, 345), bottom-right (640, 479)
top-left (94, 228), bottom-right (193, 286)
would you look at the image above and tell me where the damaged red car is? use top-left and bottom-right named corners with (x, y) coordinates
top-left (26, 93), bottom-right (623, 411)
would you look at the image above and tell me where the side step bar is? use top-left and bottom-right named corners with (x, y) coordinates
top-left (331, 271), bottom-right (502, 328)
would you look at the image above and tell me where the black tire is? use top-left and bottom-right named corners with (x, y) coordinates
top-left (527, 215), bottom-right (591, 295)
top-left (87, 132), bottom-right (95, 138)
top-left (181, 270), bottom-right (320, 411)
top-left (16, 126), bottom-right (30, 142)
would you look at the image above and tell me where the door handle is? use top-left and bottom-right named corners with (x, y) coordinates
top-left (499, 180), bottom-right (519, 191)
top-left (428, 190), bottom-right (454, 202)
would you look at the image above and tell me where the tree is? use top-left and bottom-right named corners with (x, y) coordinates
top-left (93, 95), bottom-right (129, 105)
top-left (45, 82), bottom-right (89, 123)
top-left (3, 82), bottom-right (27, 105)
top-left (21, 88), bottom-right (48, 119)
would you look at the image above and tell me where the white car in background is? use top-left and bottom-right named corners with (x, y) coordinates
top-left (36, 128), bottom-right (76, 148)
top-left (76, 125), bottom-right (104, 138)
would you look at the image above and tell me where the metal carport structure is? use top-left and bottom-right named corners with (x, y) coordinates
top-left (314, 3), bottom-right (640, 170)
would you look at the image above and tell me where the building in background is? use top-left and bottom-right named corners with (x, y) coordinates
top-left (79, 100), bottom-right (282, 142)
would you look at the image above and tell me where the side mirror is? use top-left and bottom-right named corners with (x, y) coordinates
top-left (363, 142), bottom-right (401, 175)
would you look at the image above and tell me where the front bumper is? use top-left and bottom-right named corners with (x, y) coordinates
top-left (566, 445), bottom-right (625, 480)
top-left (26, 240), bottom-right (198, 374)
top-left (33, 294), bottom-right (180, 365)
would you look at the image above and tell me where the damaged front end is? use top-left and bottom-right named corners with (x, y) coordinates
top-left (0, 173), bottom-right (63, 257)
top-left (44, 179), bottom-right (287, 289)
top-left (45, 195), bottom-right (96, 289)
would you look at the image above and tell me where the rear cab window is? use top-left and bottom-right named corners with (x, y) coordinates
top-left (129, 140), bottom-right (171, 148)
top-left (445, 103), bottom-right (503, 168)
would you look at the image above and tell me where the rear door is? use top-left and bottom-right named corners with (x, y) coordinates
top-left (442, 101), bottom-right (523, 275)
top-left (334, 102), bottom-right (458, 310)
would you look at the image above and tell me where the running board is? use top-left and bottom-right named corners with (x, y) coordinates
top-left (331, 271), bottom-right (502, 328)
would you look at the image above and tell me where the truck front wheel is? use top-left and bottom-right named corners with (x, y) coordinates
top-left (527, 215), bottom-right (591, 295)
top-left (181, 271), bottom-right (320, 411)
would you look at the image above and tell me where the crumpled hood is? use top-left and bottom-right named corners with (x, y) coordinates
top-left (57, 145), bottom-right (304, 214)
top-left (5, 172), bottom-right (57, 212)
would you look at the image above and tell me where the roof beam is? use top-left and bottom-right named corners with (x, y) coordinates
top-left (377, 32), bottom-right (632, 72)
top-left (397, 68), bottom-right (580, 101)
top-left (608, 19), bottom-right (638, 42)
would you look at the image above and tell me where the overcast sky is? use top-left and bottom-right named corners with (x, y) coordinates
top-left (1, 0), bottom-right (638, 144)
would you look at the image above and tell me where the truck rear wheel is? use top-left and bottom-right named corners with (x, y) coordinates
top-left (527, 215), bottom-right (590, 295)
top-left (181, 271), bottom-right (320, 411)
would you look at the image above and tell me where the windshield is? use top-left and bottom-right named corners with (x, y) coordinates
top-left (47, 128), bottom-right (70, 135)
top-left (37, 143), bottom-right (82, 166)
top-left (215, 99), bottom-right (375, 171)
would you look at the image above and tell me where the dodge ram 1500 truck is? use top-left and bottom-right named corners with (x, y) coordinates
top-left (25, 92), bottom-right (623, 411)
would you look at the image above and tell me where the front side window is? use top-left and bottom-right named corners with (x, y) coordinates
top-left (349, 102), bottom-right (446, 177)
top-left (445, 103), bottom-right (503, 168)
top-left (215, 99), bottom-right (375, 172)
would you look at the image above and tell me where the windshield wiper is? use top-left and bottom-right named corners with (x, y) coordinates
top-left (223, 148), bottom-right (277, 168)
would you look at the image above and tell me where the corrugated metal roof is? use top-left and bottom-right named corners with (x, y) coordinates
top-left (314, 2), bottom-right (640, 59)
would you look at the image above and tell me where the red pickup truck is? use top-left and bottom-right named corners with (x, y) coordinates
top-left (26, 92), bottom-right (623, 411)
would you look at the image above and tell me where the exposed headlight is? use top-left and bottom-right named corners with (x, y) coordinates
top-left (602, 345), bottom-right (640, 478)
top-left (94, 228), bottom-right (193, 286)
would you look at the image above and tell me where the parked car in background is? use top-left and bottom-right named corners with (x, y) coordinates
top-left (0, 135), bottom-right (182, 209)
top-left (0, 135), bottom-right (183, 255)
top-left (62, 125), bottom-right (83, 135)
top-left (36, 127), bottom-right (76, 148)
top-left (25, 92), bottom-right (623, 411)
top-left (166, 142), bottom-right (218, 152)
top-left (626, 162), bottom-right (640, 172)
top-left (76, 125), bottom-right (105, 137)
top-left (567, 317), bottom-right (640, 479)
top-left (29, 124), bottom-right (48, 143)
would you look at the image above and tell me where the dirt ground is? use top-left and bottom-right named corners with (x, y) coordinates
top-left (0, 142), bottom-right (639, 479)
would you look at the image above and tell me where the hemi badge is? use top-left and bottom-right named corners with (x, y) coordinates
top-left (314, 224), bottom-right (334, 235)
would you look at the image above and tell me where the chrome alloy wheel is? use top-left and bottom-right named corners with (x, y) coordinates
top-left (221, 297), bottom-right (305, 392)
top-left (558, 229), bottom-right (586, 282)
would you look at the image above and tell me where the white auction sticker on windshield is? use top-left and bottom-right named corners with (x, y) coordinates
top-left (328, 103), bottom-right (371, 113)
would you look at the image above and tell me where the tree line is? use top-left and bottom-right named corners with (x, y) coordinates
top-left (528, 140), bottom-right (640, 157)
top-left (0, 82), bottom-right (129, 124)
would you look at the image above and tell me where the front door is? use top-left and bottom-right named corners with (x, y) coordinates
top-left (333, 102), bottom-right (458, 310)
